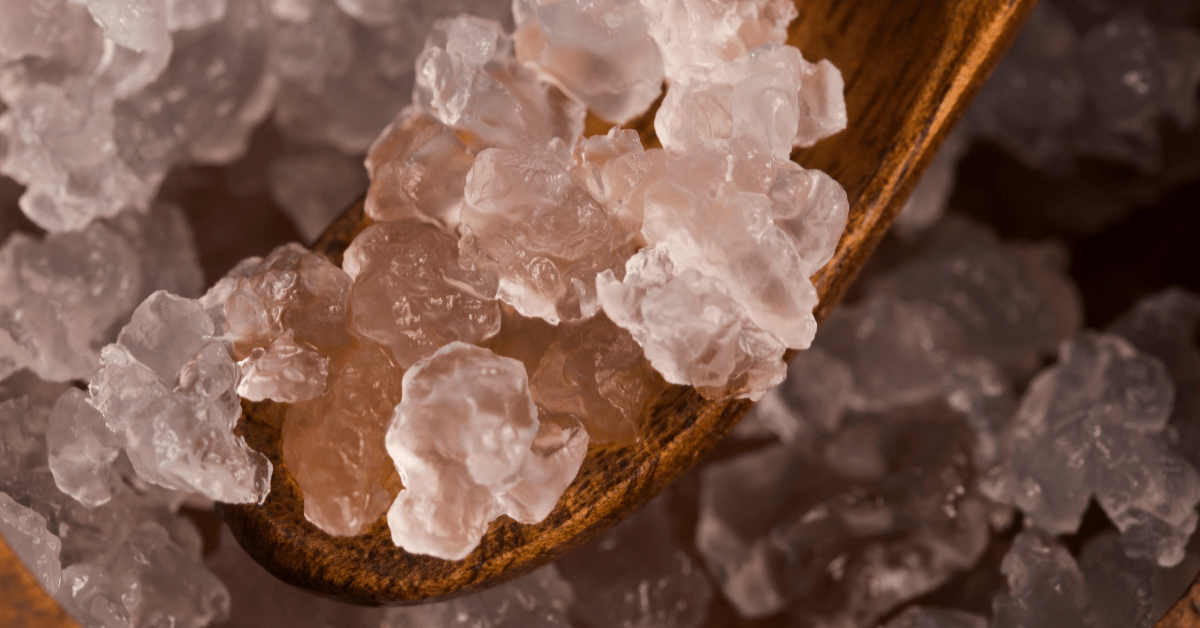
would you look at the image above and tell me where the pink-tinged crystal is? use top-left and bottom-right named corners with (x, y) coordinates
top-left (344, 220), bottom-right (500, 369)
top-left (284, 339), bottom-right (404, 536)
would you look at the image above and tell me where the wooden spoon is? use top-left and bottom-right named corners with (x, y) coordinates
top-left (0, 0), bottom-right (1040, 621)
top-left (214, 0), bottom-right (1041, 606)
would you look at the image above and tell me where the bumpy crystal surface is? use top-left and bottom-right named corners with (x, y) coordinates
top-left (0, 491), bottom-right (63, 593)
top-left (386, 342), bottom-right (585, 559)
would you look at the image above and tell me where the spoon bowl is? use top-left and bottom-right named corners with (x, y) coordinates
top-left (213, 0), bottom-right (1040, 605)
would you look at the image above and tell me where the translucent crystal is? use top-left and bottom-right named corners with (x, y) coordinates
top-left (382, 565), bottom-right (574, 627)
top-left (655, 43), bottom-right (846, 157)
top-left (569, 126), bottom-right (669, 241)
top-left (414, 15), bottom-right (585, 151)
top-left (991, 530), bottom-right (1097, 628)
top-left (47, 388), bottom-right (122, 508)
top-left (639, 0), bottom-right (797, 81)
top-left (344, 220), bottom-right (500, 368)
top-left (557, 494), bottom-right (713, 628)
top-left (513, 0), bottom-right (664, 123)
top-left (982, 332), bottom-right (1200, 566)
top-left (224, 243), bottom-right (352, 401)
top-left (236, 331), bottom-right (330, 403)
top-left (0, 221), bottom-right (142, 382)
top-left (530, 313), bottom-right (656, 444)
top-left (109, 202), bottom-right (206, 301)
top-left (640, 137), bottom-right (825, 347)
top-left (86, 292), bottom-right (272, 504)
top-left (283, 340), bottom-right (404, 536)
top-left (867, 217), bottom-right (1083, 373)
top-left (597, 247), bottom-right (787, 400)
top-left (697, 405), bottom-right (991, 623)
top-left (882, 607), bottom-right (988, 628)
top-left (460, 139), bottom-right (624, 324)
top-left (267, 143), bottom-right (369, 242)
top-left (0, 491), bottom-right (62, 593)
top-left (364, 106), bottom-right (476, 229)
top-left (386, 342), bottom-right (585, 558)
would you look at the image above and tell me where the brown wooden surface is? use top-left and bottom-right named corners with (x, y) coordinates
top-left (1157, 574), bottom-right (1200, 628)
top-left (217, 0), bottom-right (1040, 606)
top-left (0, 535), bottom-right (79, 628)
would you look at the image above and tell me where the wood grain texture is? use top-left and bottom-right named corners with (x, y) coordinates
top-left (0, 536), bottom-right (79, 628)
top-left (217, 0), bottom-right (1039, 606)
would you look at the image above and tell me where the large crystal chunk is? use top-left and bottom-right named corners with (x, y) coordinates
top-left (639, 0), bottom-right (797, 81)
top-left (597, 247), bottom-right (787, 400)
top-left (983, 332), bottom-right (1200, 566)
top-left (284, 340), bottom-right (404, 536)
top-left (991, 530), bottom-right (1095, 628)
top-left (530, 313), bottom-right (656, 444)
top-left (461, 139), bottom-right (625, 324)
top-left (415, 15), bottom-right (585, 151)
top-left (47, 388), bottom-right (122, 508)
top-left (697, 403), bottom-right (991, 623)
top-left (656, 43), bottom-right (846, 157)
top-left (344, 220), bottom-right (500, 368)
top-left (386, 342), bottom-right (585, 558)
top-left (84, 291), bottom-right (272, 504)
top-left (513, 0), bottom-right (664, 123)
top-left (224, 243), bottom-right (352, 402)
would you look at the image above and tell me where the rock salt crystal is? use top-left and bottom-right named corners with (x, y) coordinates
top-left (655, 43), bottom-right (846, 157)
top-left (557, 494), bottom-right (713, 628)
top-left (1079, 531), bottom-right (1200, 628)
top-left (414, 15), bottom-right (585, 151)
top-left (513, 0), bottom-right (664, 124)
top-left (983, 332), bottom-right (1200, 567)
top-left (344, 220), bottom-right (500, 368)
top-left (83, 291), bottom-right (271, 504)
top-left (283, 339), bottom-right (404, 536)
top-left (639, 0), bottom-right (797, 82)
top-left (0, 491), bottom-right (62, 593)
top-left (224, 243), bottom-right (352, 402)
top-left (382, 565), bottom-right (574, 627)
top-left (47, 389), bottom-right (122, 508)
top-left (461, 139), bottom-right (626, 324)
top-left (386, 342), bottom-right (586, 559)
top-left (697, 405), bottom-right (991, 624)
top-left (991, 530), bottom-right (1098, 628)
top-left (530, 313), bottom-right (656, 444)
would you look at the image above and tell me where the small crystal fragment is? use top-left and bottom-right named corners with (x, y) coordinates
top-left (46, 388), bottom-right (122, 508)
top-left (991, 530), bottom-right (1096, 628)
top-left (382, 565), bottom-right (574, 627)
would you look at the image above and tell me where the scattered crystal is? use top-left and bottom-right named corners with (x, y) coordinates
top-left (697, 404), bottom-right (991, 624)
top-left (557, 494), bottom-right (713, 628)
top-left (983, 332), bottom-right (1200, 566)
top-left (569, 126), bottom-right (669, 242)
top-left (1079, 531), bottom-right (1200, 628)
top-left (513, 0), bottom-right (664, 123)
top-left (381, 565), bottom-right (574, 627)
top-left (0, 491), bottom-right (62, 593)
top-left (344, 220), bottom-right (500, 368)
top-left (991, 530), bottom-right (1097, 628)
top-left (386, 342), bottom-right (585, 558)
top-left (283, 339), bottom-right (404, 536)
top-left (732, 346), bottom-right (852, 442)
top-left (47, 388), bottom-right (122, 508)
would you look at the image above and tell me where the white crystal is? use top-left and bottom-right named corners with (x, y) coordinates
top-left (0, 491), bottom-right (62, 593)
top-left (47, 388), bottom-right (122, 508)
top-left (639, 0), bottom-right (797, 81)
top-left (513, 0), bottom-right (664, 123)
top-left (386, 342), bottom-right (585, 559)
top-left (991, 530), bottom-right (1096, 628)
top-left (983, 332), bottom-right (1200, 566)
top-left (655, 43), bottom-right (846, 157)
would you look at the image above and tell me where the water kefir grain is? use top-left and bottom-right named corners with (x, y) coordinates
top-left (3, 0), bottom-right (1200, 625)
